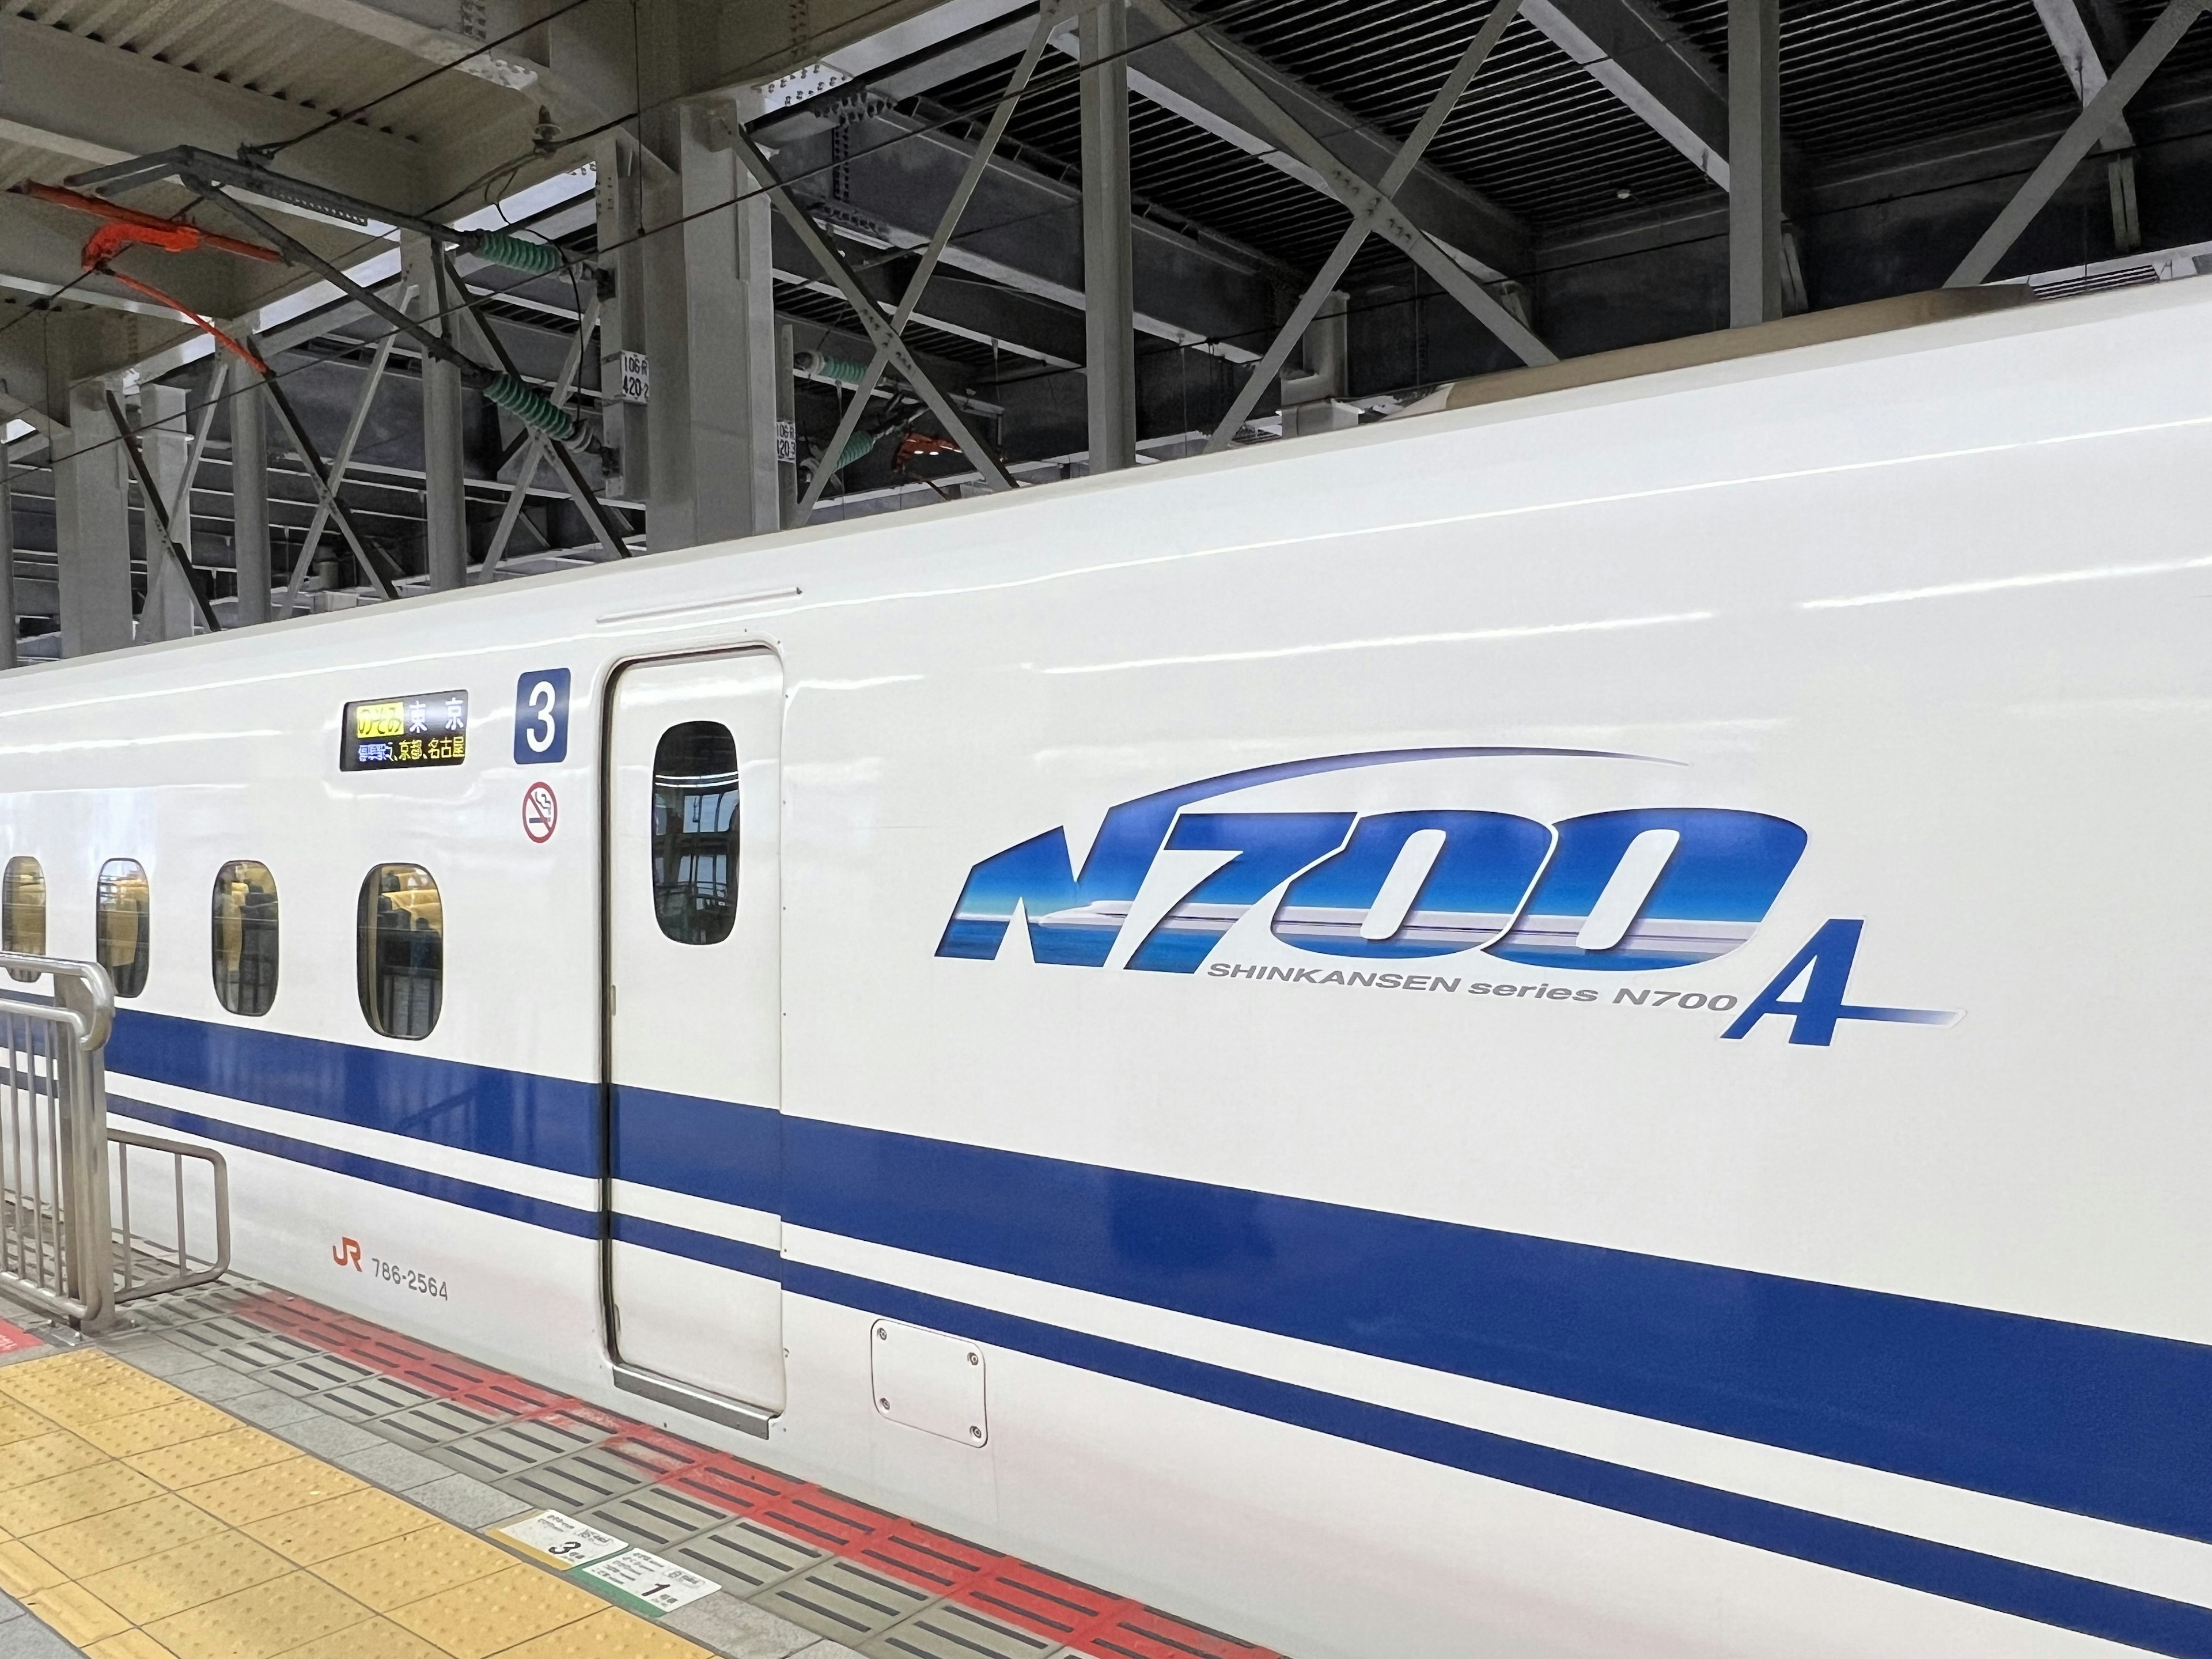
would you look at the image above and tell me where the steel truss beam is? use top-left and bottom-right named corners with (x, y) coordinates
top-left (798, 1), bottom-right (1072, 521)
top-left (1523, 0), bottom-right (1731, 188)
top-left (1206, 0), bottom-right (1527, 451)
top-left (104, 388), bottom-right (219, 635)
top-left (1131, 0), bottom-right (1554, 368)
top-left (1948, 0), bottom-right (2210, 286)
top-left (726, 125), bottom-right (1016, 493)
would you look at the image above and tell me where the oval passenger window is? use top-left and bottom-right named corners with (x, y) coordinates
top-left (358, 864), bottom-right (442, 1039)
top-left (97, 859), bottom-right (150, 999)
top-left (651, 721), bottom-right (740, 946)
top-left (212, 861), bottom-right (279, 1018)
top-left (2, 856), bottom-right (45, 983)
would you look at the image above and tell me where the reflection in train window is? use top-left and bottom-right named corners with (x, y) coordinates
top-left (97, 859), bottom-right (150, 999)
top-left (651, 721), bottom-right (740, 946)
top-left (212, 861), bottom-right (279, 1018)
top-left (358, 864), bottom-right (442, 1040)
top-left (3, 857), bottom-right (44, 982)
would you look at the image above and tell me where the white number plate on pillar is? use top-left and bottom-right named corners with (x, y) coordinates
top-left (619, 350), bottom-right (650, 404)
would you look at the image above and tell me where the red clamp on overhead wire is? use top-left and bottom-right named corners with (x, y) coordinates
top-left (16, 181), bottom-right (281, 372)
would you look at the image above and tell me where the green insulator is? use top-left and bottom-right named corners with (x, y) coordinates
top-left (797, 350), bottom-right (872, 385)
top-left (483, 372), bottom-right (580, 444)
top-left (465, 231), bottom-right (563, 275)
top-left (833, 428), bottom-right (880, 472)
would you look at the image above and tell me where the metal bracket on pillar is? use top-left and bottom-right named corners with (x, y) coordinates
top-left (724, 124), bottom-right (1017, 495)
top-left (252, 354), bottom-right (404, 600)
top-left (1132, 0), bottom-right (1554, 369)
top-left (104, 388), bottom-right (221, 635)
top-left (1949, 0), bottom-right (2210, 286)
top-left (796, 2), bottom-right (1074, 520)
top-left (1205, 0), bottom-right (1527, 452)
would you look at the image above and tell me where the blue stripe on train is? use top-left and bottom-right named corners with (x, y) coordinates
top-left (109, 1077), bottom-right (2212, 1656)
top-left (777, 1116), bottom-right (2212, 1550)
top-left (786, 1260), bottom-right (2212, 1659)
top-left (105, 1094), bottom-right (597, 1238)
top-left (108, 1010), bottom-right (600, 1178)
top-left (104, 1008), bottom-right (2212, 1552)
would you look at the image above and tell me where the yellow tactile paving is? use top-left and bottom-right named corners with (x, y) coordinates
top-left (81, 1531), bottom-right (292, 1623)
top-left (124, 1425), bottom-right (296, 1490)
top-left (387, 1562), bottom-right (609, 1659)
top-left (179, 1457), bottom-right (363, 1527)
top-left (501, 1607), bottom-right (722, 1657)
top-left (0, 1537), bottom-right (70, 1596)
top-left (18, 1577), bottom-right (132, 1645)
top-left (142, 1569), bottom-right (374, 1658)
top-left (85, 1631), bottom-right (183, 1659)
top-left (309, 1520), bottom-right (512, 1609)
top-left (0, 1430), bottom-right (109, 1490)
top-left (21, 1493), bottom-right (229, 1577)
top-left (80, 1399), bottom-right (238, 1457)
top-left (0, 1349), bottom-right (719, 1658)
top-left (0, 1463), bottom-right (165, 1535)
top-left (242, 1486), bottom-right (432, 1566)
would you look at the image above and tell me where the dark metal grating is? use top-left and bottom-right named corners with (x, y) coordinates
top-left (1663, 0), bottom-right (2082, 162)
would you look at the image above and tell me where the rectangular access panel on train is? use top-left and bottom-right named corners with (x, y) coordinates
top-left (604, 652), bottom-right (785, 1423)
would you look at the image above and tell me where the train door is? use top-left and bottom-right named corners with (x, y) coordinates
top-left (604, 651), bottom-right (785, 1431)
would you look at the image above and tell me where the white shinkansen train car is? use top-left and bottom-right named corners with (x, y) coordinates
top-left (7, 275), bottom-right (2212, 1659)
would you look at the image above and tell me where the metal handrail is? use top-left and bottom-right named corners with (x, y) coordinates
top-left (0, 954), bottom-right (227, 1330)
top-left (0, 950), bottom-right (115, 1050)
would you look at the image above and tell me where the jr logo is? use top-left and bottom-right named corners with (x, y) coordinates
top-left (937, 748), bottom-right (1809, 975)
top-left (333, 1238), bottom-right (362, 1270)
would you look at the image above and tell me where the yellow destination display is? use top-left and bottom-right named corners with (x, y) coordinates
top-left (339, 690), bottom-right (469, 772)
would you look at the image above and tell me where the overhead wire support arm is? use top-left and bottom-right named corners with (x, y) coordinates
top-left (184, 179), bottom-right (487, 385)
top-left (1948, 0), bottom-right (2211, 286)
top-left (721, 124), bottom-right (1017, 495)
top-left (1130, 0), bottom-right (1554, 370)
top-left (103, 389), bottom-right (221, 635)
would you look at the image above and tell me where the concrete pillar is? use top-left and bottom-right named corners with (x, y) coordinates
top-left (230, 369), bottom-right (271, 625)
top-left (636, 99), bottom-right (783, 552)
top-left (54, 381), bottom-right (132, 657)
top-left (138, 384), bottom-right (196, 643)
top-left (0, 439), bottom-right (17, 672)
top-left (406, 233), bottom-right (468, 589)
top-left (1729, 0), bottom-right (1785, 328)
top-left (1081, 0), bottom-right (1137, 472)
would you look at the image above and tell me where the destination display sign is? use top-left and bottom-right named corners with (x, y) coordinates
top-left (340, 690), bottom-right (469, 772)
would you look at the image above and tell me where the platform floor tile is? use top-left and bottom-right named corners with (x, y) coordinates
top-left (0, 1346), bottom-right (719, 1659)
top-left (1, 1277), bottom-right (1283, 1659)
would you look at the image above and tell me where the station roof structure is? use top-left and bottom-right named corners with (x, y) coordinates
top-left (1, 0), bottom-right (2207, 638)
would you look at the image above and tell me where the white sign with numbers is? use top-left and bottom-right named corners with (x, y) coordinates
top-left (619, 350), bottom-right (650, 404)
top-left (580, 1548), bottom-right (719, 1615)
top-left (492, 1510), bottom-right (627, 1571)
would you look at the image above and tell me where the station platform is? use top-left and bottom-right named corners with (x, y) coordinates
top-left (0, 1281), bottom-right (1278, 1659)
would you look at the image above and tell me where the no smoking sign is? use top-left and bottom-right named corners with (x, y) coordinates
top-left (522, 781), bottom-right (559, 843)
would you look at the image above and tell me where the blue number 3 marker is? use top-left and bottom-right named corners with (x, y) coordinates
top-left (514, 669), bottom-right (571, 765)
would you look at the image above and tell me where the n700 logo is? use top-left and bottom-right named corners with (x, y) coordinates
top-left (936, 748), bottom-right (1805, 975)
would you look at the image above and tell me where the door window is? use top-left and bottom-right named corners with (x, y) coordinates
top-left (650, 722), bottom-right (740, 945)
top-left (211, 861), bottom-right (279, 1017)
top-left (358, 865), bottom-right (442, 1039)
top-left (97, 859), bottom-right (150, 999)
top-left (2, 857), bottom-right (44, 982)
